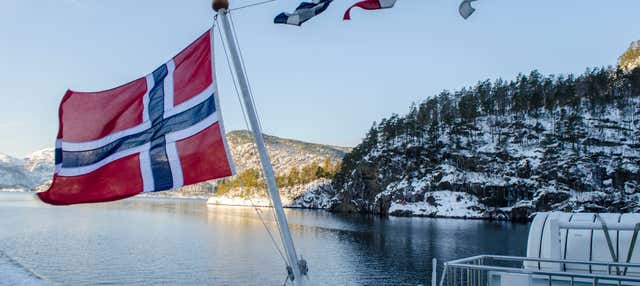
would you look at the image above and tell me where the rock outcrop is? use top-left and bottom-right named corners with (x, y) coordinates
top-left (330, 66), bottom-right (640, 221)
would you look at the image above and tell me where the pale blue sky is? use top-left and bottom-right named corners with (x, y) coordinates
top-left (1, 0), bottom-right (639, 157)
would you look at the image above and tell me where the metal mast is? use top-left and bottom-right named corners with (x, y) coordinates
top-left (211, 1), bottom-right (305, 285)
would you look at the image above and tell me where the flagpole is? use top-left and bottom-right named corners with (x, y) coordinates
top-left (212, 1), bottom-right (306, 285)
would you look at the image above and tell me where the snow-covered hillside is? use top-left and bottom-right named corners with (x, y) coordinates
top-left (145, 131), bottom-right (346, 199)
top-left (0, 149), bottom-right (53, 191)
top-left (207, 178), bottom-right (334, 209)
top-left (23, 149), bottom-right (55, 184)
top-left (330, 66), bottom-right (640, 221)
top-left (226, 130), bottom-right (348, 174)
top-left (14, 133), bottom-right (346, 205)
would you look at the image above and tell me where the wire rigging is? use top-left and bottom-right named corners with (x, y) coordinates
top-left (228, 11), bottom-right (265, 138)
top-left (230, 0), bottom-right (279, 12)
top-left (216, 11), bottom-right (309, 283)
top-left (214, 17), bottom-right (288, 267)
top-left (224, 11), bottom-right (291, 261)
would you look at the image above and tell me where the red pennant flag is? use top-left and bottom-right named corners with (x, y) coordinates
top-left (38, 30), bottom-right (235, 205)
top-left (343, 0), bottom-right (397, 20)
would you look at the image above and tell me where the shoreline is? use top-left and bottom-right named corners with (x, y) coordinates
top-left (205, 202), bottom-right (324, 210)
top-left (0, 190), bottom-right (526, 221)
top-left (206, 201), bottom-right (529, 222)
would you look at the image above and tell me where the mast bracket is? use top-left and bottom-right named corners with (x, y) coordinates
top-left (285, 259), bottom-right (309, 282)
top-left (286, 265), bottom-right (294, 281)
top-left (298, 258), bottom-right (309, 276)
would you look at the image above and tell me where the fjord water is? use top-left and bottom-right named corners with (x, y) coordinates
top-left (0, 193), bottom-right (528, 285)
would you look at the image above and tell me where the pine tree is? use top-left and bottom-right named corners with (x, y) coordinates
top-left (438, 91), bottom-right (456, 125)
top-left (332, 57), bottom-right (640, 206)
top-left (527, 70), bottom-right (544, 115)
top-left (477, 79), bottom-right (494, 116)
top-left (288, 168), bottom-right (300, 186)
top-left (459, 91), bottom-right (479, 123)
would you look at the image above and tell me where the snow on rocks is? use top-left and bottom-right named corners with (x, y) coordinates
top-left (388, 191), bottom-right (484, 219)
top-left (207, 179), bottom-right (334, 209)
top-left (0, 149), bottom-right (54, 191)
top-left (331, 94), bottom-right (640, 220)
top-left (288, 179), bottom-right (334, 209)
top-left (207, 195), bottom-right (273, 207)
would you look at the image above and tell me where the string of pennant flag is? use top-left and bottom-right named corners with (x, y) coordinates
top-left (274, 0), bottom-right (478, 26)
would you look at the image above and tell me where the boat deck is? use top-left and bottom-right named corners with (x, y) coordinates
top-left (440, 255), bottom-right (640, 286)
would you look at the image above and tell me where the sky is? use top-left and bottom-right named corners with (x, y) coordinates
top-left (1, 0), bottom-right (639, 157)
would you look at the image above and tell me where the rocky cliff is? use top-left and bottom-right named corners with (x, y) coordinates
top-left (329, 66), bottom-right (640, 221)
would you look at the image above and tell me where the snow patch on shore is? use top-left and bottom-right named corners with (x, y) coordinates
top-left (207, 179), bottom-right (334, 209)
top-left (388, 191), bottom-right (484, 218)
top-left (207, 196), bottom-right (276, 207)
top-left (0, 188), bottom-right (29, 193)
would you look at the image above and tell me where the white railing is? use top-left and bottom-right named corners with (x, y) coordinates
top-left (438, 255), bottom-right (640, 286)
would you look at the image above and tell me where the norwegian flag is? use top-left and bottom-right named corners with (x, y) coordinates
top-left (343, 0), bottom-right (397, 20)
top-left (38, 30), bottom-right (235, 205)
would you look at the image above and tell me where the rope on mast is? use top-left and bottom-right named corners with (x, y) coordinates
top-left (214, 17), bottom-right (289, 267)
top-left (230, 0), bottom-right (279, 12)
top-left (218, 12), bottom-right (287, 248)
top-left (228, 12), bottom-right (265, 132)
top-left (213, 3), bottom-right (307, 283)
top-left (226, 10), bottom-right (314, 279)
top-left (225, 14), bottom-right (307, 272)
top-left (226, 12), bottom-right (290, 246)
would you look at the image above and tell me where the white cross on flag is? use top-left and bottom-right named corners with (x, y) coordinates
top-left (38, 30), bottom-right (235, 205)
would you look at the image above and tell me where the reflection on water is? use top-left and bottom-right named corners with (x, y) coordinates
top-left (0, 193), bottom-right (529, 285)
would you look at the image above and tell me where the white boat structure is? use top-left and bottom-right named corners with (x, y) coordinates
top-left (438, 212), bottom-right (640, 286)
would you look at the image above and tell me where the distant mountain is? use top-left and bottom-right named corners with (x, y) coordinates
top-left (0, 149), bottom-right (53, 190)
top-left (153, 131), bottom-right (348, 199)
top-left (226, 130), bottom-right (349, 174)
top-left (329, 66), bottom-right (640, 221)
top-left (150, 130), bottom-right (351, 199)
top-left (23, 149), bottom-right (55, 182)
top-left (2, 133), bottom-right (348, 203)
top-left (0, 153), bottom-right (32, 190)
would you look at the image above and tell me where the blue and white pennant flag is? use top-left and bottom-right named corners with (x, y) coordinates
top-left (274, 0), bottom-right (333, 26)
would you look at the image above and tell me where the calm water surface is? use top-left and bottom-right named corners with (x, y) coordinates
top-left (0, 192), bottom-right (529, 285)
